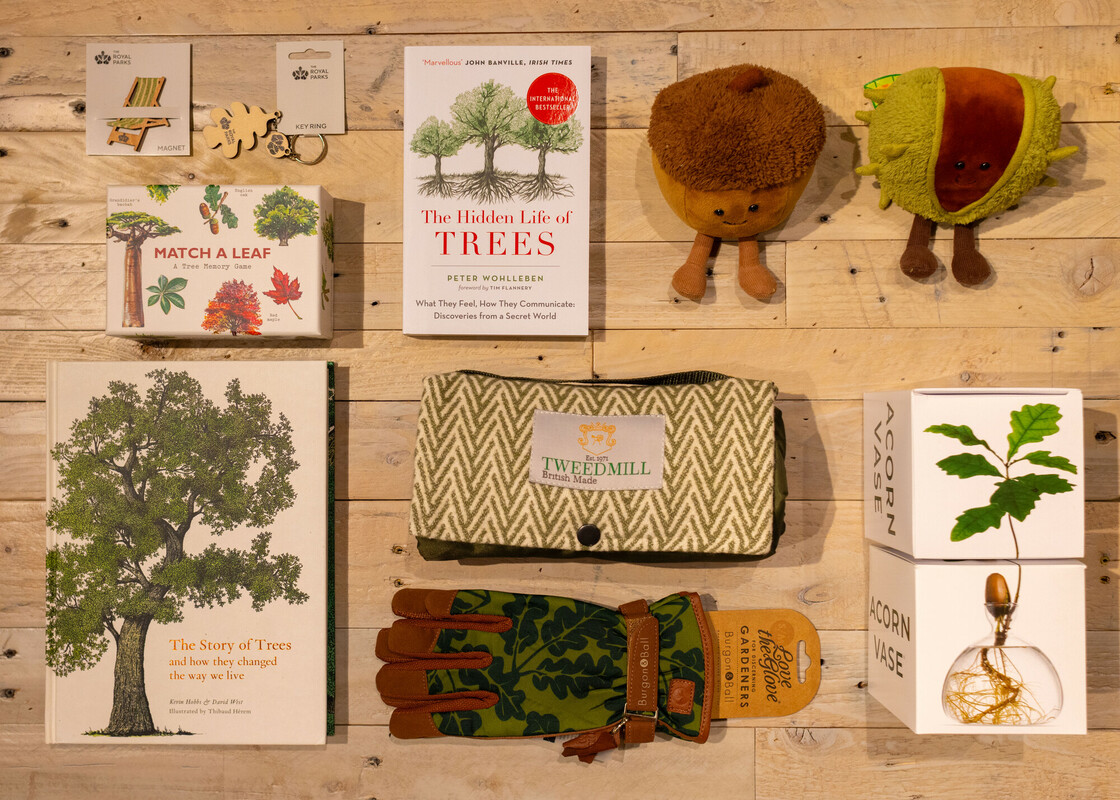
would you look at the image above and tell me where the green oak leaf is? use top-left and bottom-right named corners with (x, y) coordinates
top-left (1019, 450), bottom-right (1078, 474)
top-left (436, 709), bottom-right (482, 736)
top-left (1006, 403), bottom-right (1062, 460)
top-left (1016, 472), bottom-right (1075, 496)
top-left (990, 478), bottom-right (1041, 522)
top-left (935, 453), bottom-right (1003, 479)
top-left (950, 504), bottom-right (1006, 541)
top-left (925, 423), bottom-right (990, 449)
top-left (523, 711), bottom-right (561, 736)
top-left (533, 651), bottom-right (621, 701)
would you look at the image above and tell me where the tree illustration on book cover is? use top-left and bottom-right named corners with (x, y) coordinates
top-left (926, 403), bottom-right (1074, 725)
top-left (253, 186), bottom-right (318, 246)
top-left (46, 369), bottom-right (306, 737)
top-left (202, 279), bottom-right (263, 335)
top-left (410, 116), bottom-right (463, 197)
top-left (410, 79), bottom-right (583, 203)
top-left (107, 212), bottom-right (181, 328)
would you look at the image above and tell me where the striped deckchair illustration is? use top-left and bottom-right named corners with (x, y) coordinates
top-left (106, 77), bottom-right (169, 151)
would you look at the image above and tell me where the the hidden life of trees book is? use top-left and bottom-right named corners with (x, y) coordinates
top-left (403, 46), bottom-right (590, 335)
top-left (45, 361), bottom-right (333, 744)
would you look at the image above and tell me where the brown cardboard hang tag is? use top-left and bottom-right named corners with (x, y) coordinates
top-left (706, 609), bottom-right (821, 719)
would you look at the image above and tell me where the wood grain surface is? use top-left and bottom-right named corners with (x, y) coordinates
top-left (0, 3), bottom-right (1117, 798)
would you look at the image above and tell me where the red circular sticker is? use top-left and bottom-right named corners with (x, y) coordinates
top-left (526, 73), bottom-right (579, 125)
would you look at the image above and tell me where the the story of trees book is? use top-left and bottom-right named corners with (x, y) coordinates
top-left (45, 361), bottom-right (334, 744)
top-left (403, 46), bottom-right (590, 335)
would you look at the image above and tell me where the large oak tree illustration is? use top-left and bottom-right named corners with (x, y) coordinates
top-left (46, 369), bottom-right (307, 736)
top-left (450, 80), bottom-right (530, 202)
top-left (106, 212), bottom-right (181, 328)
top-left (253, 186), bottom-right (319, 246)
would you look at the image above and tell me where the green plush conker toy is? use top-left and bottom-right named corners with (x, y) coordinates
top-left (855, 67), bottom-right (1078, 285)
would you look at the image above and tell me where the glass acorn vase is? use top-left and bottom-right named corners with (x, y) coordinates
top-left (942, 573), bottom-right (1063, 726)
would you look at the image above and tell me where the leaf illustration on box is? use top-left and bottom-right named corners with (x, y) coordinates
top-left (145, 274), bottom-right (187, 315)
top-left (201, 279), bottom-right (263, 335)
top-left (200, 185), bottom-right (239, 235)
top-left (925, 403), bottom-right (1076, 547)
top-left (263, 267), bottom-right (303, 320)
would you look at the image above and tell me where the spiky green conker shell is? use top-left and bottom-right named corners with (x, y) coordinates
top-left (857, 67), bottom-right (1072, 225)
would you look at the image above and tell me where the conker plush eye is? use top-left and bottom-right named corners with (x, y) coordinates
top-left (954, 161), bottom-right (966, 170)
top-left (980, 162), bottom-right (991, 170)
top-left (713, 208), bottom-right (724, 216)
top-left (748, 204), bottom-right (759, 212)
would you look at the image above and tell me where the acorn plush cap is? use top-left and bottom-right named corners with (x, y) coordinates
top-left (648, 65), bottom-right (826, 192)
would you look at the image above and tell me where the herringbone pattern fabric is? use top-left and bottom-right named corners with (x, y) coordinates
top-left (410, 372), bottom-right (776, 554)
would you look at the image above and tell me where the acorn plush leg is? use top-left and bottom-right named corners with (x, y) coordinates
top-left (900, 214), bottom-right (938, 280)
top-left (737, 236), bottom-right (777, 300)
top-left (672, 232), bottom-right (716, 301)
top-left (951, 223), bottom-right (992, 286)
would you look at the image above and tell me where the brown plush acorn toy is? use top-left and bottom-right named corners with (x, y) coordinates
top-left (649, 65), bottom-right (826, 301)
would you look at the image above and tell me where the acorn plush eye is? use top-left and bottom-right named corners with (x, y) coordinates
top-left (713, 208), bottom-right (724, 216)
top-left (748, 204), bottom-right (760, 212)
top-left (980, 162), bottom-right (991, 170)
top-left (954, 161), bottom-right (966, 170)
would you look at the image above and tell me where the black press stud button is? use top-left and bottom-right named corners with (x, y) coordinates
top-left (576, 524), bottom-right (601, 546)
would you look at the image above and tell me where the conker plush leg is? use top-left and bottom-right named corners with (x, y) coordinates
top-left (951, 223), bottom-right (992, 286)
top-left (900, 214), bottom-right (938, 280)
top-left (672, 232), bottom-right (716, 301)
top-left (737, 237), bottom-right (777, 300)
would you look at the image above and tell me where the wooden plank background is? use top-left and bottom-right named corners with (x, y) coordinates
top-left (1, 3), bottom-right (1117, 798)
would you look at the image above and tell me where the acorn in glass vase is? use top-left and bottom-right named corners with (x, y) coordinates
top-left (942, 572), bottom-right (1062, 725)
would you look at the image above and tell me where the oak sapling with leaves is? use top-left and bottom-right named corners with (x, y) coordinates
top-left (928, 403), bottom-right (1075, 726)
top-left (925, 402), bottom-right (1076, 552)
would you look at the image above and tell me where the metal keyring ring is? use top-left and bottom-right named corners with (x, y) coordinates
top-left (288, 134), bottom-right (328, 166)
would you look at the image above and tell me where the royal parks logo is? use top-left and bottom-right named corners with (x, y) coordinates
top-left (94, 50), bottom-right (111, 65)
top-left (292, 66), bottom-right (309, 80)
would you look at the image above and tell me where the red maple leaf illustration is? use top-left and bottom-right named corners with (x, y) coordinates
top-left (262, 266), bottom-right (303, 320)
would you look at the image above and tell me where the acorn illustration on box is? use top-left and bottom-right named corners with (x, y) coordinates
top-left (856, 68), bottom-right (1078, 286)
top-left (648, 65), bottom-right (825, 301)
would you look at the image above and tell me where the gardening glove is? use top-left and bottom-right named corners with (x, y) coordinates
top-left (376, 588), bottom-right (713, 762)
